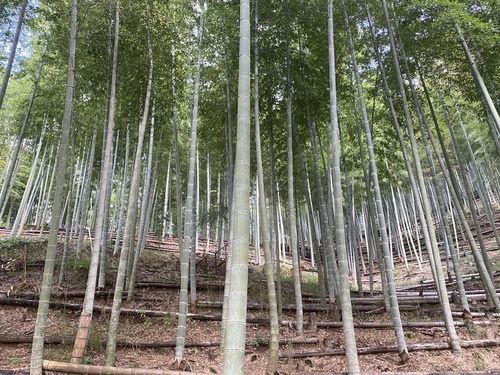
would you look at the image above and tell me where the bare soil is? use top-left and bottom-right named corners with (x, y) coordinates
top-left (0, 234), bottom-right (499, 374)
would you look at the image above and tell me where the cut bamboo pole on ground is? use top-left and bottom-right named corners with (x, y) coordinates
top-left (278, 338), bottom-right (500, 358)
top-left (0, 298), bottom-right (220, 321)
top-left (11, 372), bottom-right (500, 375)
top-left (2, 287), bottom-right (496, 301)
top-left (451, 311), bottom-right (500, 318)
top-left (279, 320), bottom-right (493, 329)
top-left (136, 281), bottom-right (225, 290)
top-left (0, 334), bottom-right (320, 348)
top-left (419, 271), bottom-right (500, 285)
top-left (42, 361), bottom-right (212, 375)
top-left (1, 297), bottom-right (495, 321)
top-left (276, 373), bottom-right (500, 375)
top-left (0, 296), bottom-right (419, 315)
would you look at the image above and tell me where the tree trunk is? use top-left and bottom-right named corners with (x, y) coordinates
top-left (76, 123), bottom-right (98, 256)
top-left (417, 82), bottom-right (500, 310)
top-left (0, 149), bottom-right (24, 225)
top-left (366, 4), bottom-right (441, 320)
top-left (113, 126), bottom-right (129, 256)
top-left (350, 68), bottom-right (389, 308)
top-left (294, 128), bottom-right (326, 304)
top-left (254, 1), bottom-right (279, 370)
top-left (128, 103), bottom-right (155, 301)
top-left (456, 24), bottom-right (500, 131)
top-left (268, 104), bottom-right (283, 316)
top-left (10, 127), bottom-right (45, 237)
top-left (172, 50), bottom-right (183, 242)
top-left (430, 71), bottom-right (494, 277)
top-left (162, 153), bottom-right (171, 239)
top-left (58, 137), bottom-right (75, 286)
top-left (30, 1), bottom-right (78, 373)
top-left (105, 16), bottom-right (152, 365)
top-left (0, 0), bottom-right (28, 111)
top-left (222, 0), bottom-right (251, 373)
top-left (98, 129), bottom-right (119, 288)
top-left (305, 111), bottom-right (338, 302)
top-left (401, 62), bottom-right (461, 350)
top-left (71, 1), bottom-right (120, 364)
top-left (285, 1), bottom-right (303, 336)
top-left (331, 2), bottom-right (360, 370)
top-left (175, 2), bottom-right (204, 362)
top-left (34, 145), bottom-right (53, 227)
top-left (219, 39), bottom-right (236, 349)
top-left (0, 43), bottom-right (46, 213)
top-left (190, 151), bottom-right (198, 304)
top-left (205, 154), bottom-right (211, 252)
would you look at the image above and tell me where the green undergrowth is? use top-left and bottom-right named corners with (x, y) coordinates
top-left (0, 237), bottom-right (47, 259)
top-left (245, 264), bottom-right (321, 305)
top-left (140, 249), bottom-right (164, 268)
top-left (0, 237), bottom-right (47, 274)
top-left (0, 236), bottom-right (119, 290)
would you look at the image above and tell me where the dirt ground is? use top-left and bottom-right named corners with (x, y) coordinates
top-left (0, 236), bottom-right (499, 374)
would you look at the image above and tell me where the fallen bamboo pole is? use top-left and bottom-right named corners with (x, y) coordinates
top-left (451, 311), bottom-right (500, 318)
top-left (397, 271), bottom-right (500, 292)
top-left (302, 372), bottom-right (499, 375)
top-left (279, 320), bottom-right (492, 329)
top-left (0, 334), bottom-right (319, 348)
top-left (136, 282), bottom-right (225, 290)
top-left (420, 271), bottom-right (500, 285)
top-left (0, 290), bottom-right (115, 299)
top-left (2, 290), bottom-right (493, 310)
top-left (0, 335), bottom-right (68, 344)
top-left (0, 298), bottom-right (222, 321)
top-left (2, 297), bottom-right (496, 324)
top-left (304, 291), bottom-right (497, 304)
top-left (42, 360), bottom-right (212, 375)
top-left (0, 296), bottom-right (415, 317)
top-left (278, 338), bottom-right (500, 358)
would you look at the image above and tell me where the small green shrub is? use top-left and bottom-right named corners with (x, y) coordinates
top-left (187, 347), bottom-right (200, 355)
top-left (88, 326), bottom-right (104, 352)
top-left (66, 253), bottom-right (91, 273)
top-left (163, 314), bottom-right (175, 327)
top-left (83, 356), bottom-right (94, 365)
top-left (473, 353), bottom-right (486, 371)
top-left (9, 357), bottom-right (25, 364)
top-left (0, 237), bottom-right (32, 252)
top-left (254, 333), bottom-right (265, 349)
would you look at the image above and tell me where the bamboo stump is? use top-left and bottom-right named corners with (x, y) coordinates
top-left (309, 312), bottom-right (317, 332)
top-left (70, 311), bottom-right (92, 364)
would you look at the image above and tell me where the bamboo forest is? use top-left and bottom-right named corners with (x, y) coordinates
top-left (0, 0), bottom-right (499, 374)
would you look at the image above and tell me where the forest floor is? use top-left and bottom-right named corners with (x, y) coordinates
top-left (0, 232), bottom-right (499, 374)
